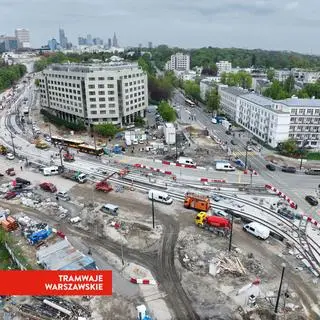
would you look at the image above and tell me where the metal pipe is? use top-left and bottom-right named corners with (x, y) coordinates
top-left (274, 263), bottom-right (286, 316)
top-left (228, 214), bottom-right (234, 252)
top-left (152, 193), bottom-right (155, 229)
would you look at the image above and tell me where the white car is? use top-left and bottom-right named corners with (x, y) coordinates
top-left (133, 139), bottom-right (138, 145)
top-left (45, 136), bottom-right (51, 142)
top-left (6, 153), bottom-right (15, 160)
top-left (246, 146), bottom-right (253, 151)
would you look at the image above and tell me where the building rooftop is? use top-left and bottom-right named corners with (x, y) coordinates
top-left (221, 86), bottom-right (248, 96)
top-left (46, 62), bottom-right (140, 73)
top-left (240, 93), bottom-right (273, 106)
top-left (279, 98), bottom-right (320, 108)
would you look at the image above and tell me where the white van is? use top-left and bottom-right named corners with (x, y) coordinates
top-left (176, 157), bottom-right (196, 167)
top-left (70, 216), bottom-right (81, 224)
top-left (243, 222), bottom-right (270, 240)
top-left (215, 162), bottom-right (235, 171)
top-left (42, 166), bottom-right (60, 176)
top-left (148, 189), bottom-right (173, 204)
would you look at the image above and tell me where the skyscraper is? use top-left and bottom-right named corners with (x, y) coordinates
top-left (86, 34), bottom-right (92, 46)
top-left (59, 28), bottom-right (68, 49)
top-left (78, 37), bottom-right (87, 46)
top-left (108, 38), bottom-right (112, 48)
top-left (112, 32), bottom-right (118, 47)
top-left (148, 42), bottom-right (153, 49)
top-left (15, 28), bottom-right (30, 48)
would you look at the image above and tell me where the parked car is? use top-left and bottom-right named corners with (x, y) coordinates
top-left (6, 153), bottom-right (15, 160)
top-left (266, 164), bottom-right (276, 171)
top-left (39, 182), bottom-right (57, 193)
top-left (56, 191), bottom-right (70, 201)
top-left (230, 140), bottom-right (237, 145)
top-left (15, 177), bottom-right (31, 186)
top-left (225, 130), bottom-right (232, 135)
top-left (243, 222), bottom-right (270, 240)
top-left (305, 195), bottom-right (318, 206)
top-left (249, 140), bottom-right (258, 146)
top-left (281, 166), bottom-right (296, 173)
top-left (5, 168), bottom-right (15, 176)
top-left (4, 191), bottom-right (17, 200)
top-left (211, 194), bottom-right (221, 202)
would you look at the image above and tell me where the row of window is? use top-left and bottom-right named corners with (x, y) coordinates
top-left (88, 73), bottom-right (144, 81)
top-left (49, 93), bottom-right (82, 101)
top-left (88, 89), bottom-right (114, 95)
top-left (45, 73), bottom-right (84, 80)
top-left (47, 80), bottom-right (81, 88)
top-left (124, 80), bottom-right (144, 86)
top-left (88, 84), bottom-right (114, 89)
top-left (50, 97), bottom-right (82, 107)
top-left (47, 87), bottom-right (81, 94)
top-left (90, 103), bottom-right (116, 108)
top-left (88, 76), bottom-right (114, 81)
top-left (90, 110), bottom-right (116, 115)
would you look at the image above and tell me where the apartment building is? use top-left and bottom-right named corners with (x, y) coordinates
top-left (165, 52), bottom-right (190, 71)
top-left (39, 62), bottom-right (148, 127)
top-left (216, 61), bottom-right (232, 75)
top-left (219, 86), bottom-right (320, 149)
top-left (278, 98), bottom-right (320, 148)
top-left (15, 28), bottom-right (30, 48)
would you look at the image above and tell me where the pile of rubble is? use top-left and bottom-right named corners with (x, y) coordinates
top-left (209, 253), bottom-right (247, 277)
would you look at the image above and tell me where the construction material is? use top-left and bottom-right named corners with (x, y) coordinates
top-left (184, 193), bottom-right (210, 211)
top-left (1, 215), bottom-right (18, 231)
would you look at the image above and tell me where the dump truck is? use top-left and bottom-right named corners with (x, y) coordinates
top-left (195, 212), bottom-right (231, 236)
top-left (27, 228), bottom-right (52, 245)
top-left (1, 216), bottom-right (18, 231)
top-left (63, 152), bottom-right (75, 162)
top-left (35, 139), bottom-right (49, 149)
top-left (61, 170), bottom-right (87, 183)
top-left (0, 145), bottom-right (7, 155)
top-left (184, 193), bottom-right (210, 212)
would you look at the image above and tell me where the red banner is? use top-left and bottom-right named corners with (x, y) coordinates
top-left (0, 270), bottom-right (112, 296)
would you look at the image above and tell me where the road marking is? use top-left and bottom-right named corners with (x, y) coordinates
top-left (232, 151), bottom-right (256, 157)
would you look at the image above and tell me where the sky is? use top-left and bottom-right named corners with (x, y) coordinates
top-left (0, 0), bottom-right (319, 54)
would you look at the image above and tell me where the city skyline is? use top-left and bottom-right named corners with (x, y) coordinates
top-left (0, 0), bottom-right (319, 54)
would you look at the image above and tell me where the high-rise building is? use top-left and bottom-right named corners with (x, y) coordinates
top-left (112, 32), bottom-right (118, 47)
top-left (86, 34), bottom-right (93, 46)
top-left (216, 61), bottom-right (232, 75)
top-left (108, 38), bottom-right (112, 48)
top-left (59, 28), bottom-right (68, 49)
top-left (0, 36), bottom-right (18, 52)
top-left (38, 62), bottom-right (148, 126)
top-left (165, 52), bottom-right (190, 71)
top-left (93, 37), bottom-right (103, 46)
top-left (139, 43), bottom-right (142, 49)
top-left (78, 37), bottom-right (87, 46)
top-left (48, 38), bottom-right (58, 51)
top-left (148, 42), bottom-right (153, 49)
top-left (15, 28), bottom-right (30, 48)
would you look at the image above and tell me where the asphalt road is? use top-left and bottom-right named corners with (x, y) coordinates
top-left (172, 90), bottom-right (320, 216)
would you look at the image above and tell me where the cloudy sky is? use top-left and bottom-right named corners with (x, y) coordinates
top-left (0, 0), bottom-right (318, 53)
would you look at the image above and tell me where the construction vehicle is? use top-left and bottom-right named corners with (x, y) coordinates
top-left (1, 216), bottom-right (18, 231)
top-left (63, 152), bottom-right (75, 162)
top-left (61, 169), bottom-right (87, 183)
top-left (96, 180), bottom-right (113, 192)
top-left (5, 168), bottom-right (15, 176)
top-left (35, 139), bottom-right (50, 149)
top-left (184, 193), bottom-right (210, 212)
top-left (0, 145), bottom-right (8, 155)
top-left (195, 212), bottom-right (231, 236)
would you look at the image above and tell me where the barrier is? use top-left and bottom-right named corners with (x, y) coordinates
top-left (200, 178), bottom-right (226, 183)
top-left (133, 164), bottom-right (173, 175)
top-left (130, 277), bottom-right (157, 285)
top-left (244, 169), bottom-right (258, 176)
top-left (265, 184), bottom-right (297, 209)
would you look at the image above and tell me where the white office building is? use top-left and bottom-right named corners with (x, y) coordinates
top-left (165, 52), bottom-right (190, 72)
top-left (15, 28), bottom-right (30, 48)
top-left (216, 61), bottom-right (232, 75)
top-left (219, 86), bottom-right (320, 149)
top-left (277, 98), bottom-right (320, 148)
top-left (274, 70), bottom-right (291, 82)
top-left (39, 62), bottom-right (148, 127)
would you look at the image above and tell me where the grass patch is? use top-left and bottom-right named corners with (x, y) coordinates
top-left (0, 244), bottom-right (17, 270)
top-left (306, 152), bottom-right (320, 160)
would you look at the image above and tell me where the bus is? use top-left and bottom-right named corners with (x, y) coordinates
top-left (50, 136), bottom-right (84, 148)
top-left (185, 98), bottom-right (196, 107)
top-left (78, 144), bottom-right (104, 156)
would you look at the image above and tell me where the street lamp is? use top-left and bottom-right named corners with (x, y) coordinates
top-left (228, 213), bottom-right (234, 252)
top-left (244, 141), bottom-right (250, 170)
top-left (10, 132), bottom-right (16, 156)
top-left (274, 263), bottom-right (286, 317)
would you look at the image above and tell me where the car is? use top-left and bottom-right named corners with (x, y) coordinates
top-left (249, 140), bottom-right (258, 146)
top-left (211, 194), bottom-right (221, 202)
top-left (281, 166), bottom-right (296, 173)
top-left (15, 177), bottom-right (31, 185)
top-left (6, 153), bottom-right (15, 160)
top-left (139, 139), bottom-right (145, 144)
top-left (225, 130), bottom-right (232, 135)
top-left (133, 139), bottom-right (138, 145)
top-left (4, 191), bottom-right (17, 200)
top-left (39, 182), bottom-right (57, 193)
top-left (224, 208), bottom-right (241, 218)
top-left (56, 191), bottom-right (70, 201)
top-left (230, 140), bottom-right (237, 145)
top-left (266, 164), bottom-right (276, 171)
top-left (246, 145), bottom-right (253, 151)
top-left (305, 195), bottom-right (318, 206)
top-left (45, 136), bottom-right (51, 142)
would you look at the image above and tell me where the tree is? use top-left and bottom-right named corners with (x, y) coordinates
top-left (219, 71), bottom-right (252, 89)
top-left (206, 88), bottom-right (220, 115)
top-left (34, 79), bottom-right (40, 87)
top-left (93, 123), bottom-right (119, 137)
top-left (134, 116), bottom-right (146, 127)
top-left (157, 100), bottom-right (176, 122)
top-left (266, 69), bottom-right (275, 81)
top-left (201, 64), bottom-right (218, 76)
top-left (183, 80), bottom-right (200, 100)
top-left (281, 139), bottom-right (298, 155)
top-left (263, 80), bottom-right (290, 100)
top-left (283, 75), bottom-right (295, 95)
top-left (138, 54), bottom-right (156, 76)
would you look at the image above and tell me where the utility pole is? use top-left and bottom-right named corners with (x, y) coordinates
top-left (48, 124), bottom-right (52, 139)
top-left (151, 193), bottom-right (155, 229)
top-left (244, 142), bottom-right (248, 170)
top-left (250, 172), bottom-right (253, 187)
top-left (10, 132), bottom-right (15, 156)
top-left (274, 263), bottom-right (286, 318)
top-left (175, 131), bottom-right (178, 160)
top-left (228, 213), bottom-right (234, 252)
top-left (121, 241), bottom-right (124, 266)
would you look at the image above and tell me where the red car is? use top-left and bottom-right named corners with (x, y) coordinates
top-left (39, 182), bottom-right (57, 193)
top-left (4, 191), bottom-right (17, 200)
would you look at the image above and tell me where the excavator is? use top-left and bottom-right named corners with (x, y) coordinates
top-left (95, 169), bottom-right (129, 192)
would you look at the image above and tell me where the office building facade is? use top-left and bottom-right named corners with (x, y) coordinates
top-left (15, 28), bottom-right (30, 48)
top-left (165, 52), bottom-right (190, 71)
top-left (216, 61), bottom-right (232, 75)
top-left (38, 63), bottom-right (148, 127)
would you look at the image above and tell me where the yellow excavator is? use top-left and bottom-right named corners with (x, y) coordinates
top-left (35, 139), bottom-right (49, 149)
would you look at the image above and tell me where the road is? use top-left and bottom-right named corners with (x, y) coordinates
top-left (172, 89), bottom-right (320, 215)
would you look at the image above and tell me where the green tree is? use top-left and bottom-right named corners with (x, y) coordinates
top-left (134, 116), bottom-right (146, 127)
top-left (158, 100), bottom-right (176, 122)
top-left (93, 123), bottom-right (119, 137)
top-left (283, 75), bottom-right (295, 95)
top-left (34, 79), bottom-right (40, 87)
top-left (183, 80), bottom-right (200, 100)
top-left (281, 139), bottom-right (298, 154)
top-left (138, 54), bottom-right (156, 76)
top-left (263, 80), bottom-right (289, 99)
top-left (206, 88), bottom-right (220, 115)
top-left (266, 69), bottom-right (275, 81)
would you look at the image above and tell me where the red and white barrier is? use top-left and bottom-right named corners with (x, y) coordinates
top-left (155, 159), bottom-right (206, 170)
top-left (244, 169), bottom-right (258, 176)
top-left (265, 184), bottom-right (297, 209)
top-left (304, 216), bottom-right (319, 228)
top-left (130, 278), bottom-right (157, 285)
top-left (133, 164), bottom-right (172, 175)
top-left (200, 178), bottom-right (226, 183)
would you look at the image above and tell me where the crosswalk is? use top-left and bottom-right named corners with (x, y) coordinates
top-left (232, 151), bottom-right (257, 157)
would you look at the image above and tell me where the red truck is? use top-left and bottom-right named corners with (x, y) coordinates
top-left (96, 181), bottom-right (113, 192)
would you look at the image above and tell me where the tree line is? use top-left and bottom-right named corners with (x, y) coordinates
top-left (0, 64), bottom-right (27, 92)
